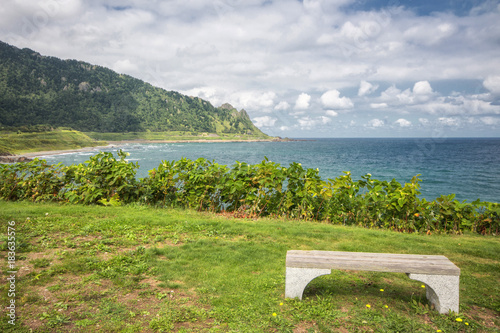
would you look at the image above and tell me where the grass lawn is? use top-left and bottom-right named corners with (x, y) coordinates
top-left (0, 130), bottom-right (106, 155)
top-left (0, 201), bottom-right (499, 332)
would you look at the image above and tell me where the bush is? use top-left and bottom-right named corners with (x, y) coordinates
top-left (1, 152), bottom-right (498, 235)
top-left (0, 159), bottom-right (66, 202)
top-left (63, 150), bottom-right (139, 205)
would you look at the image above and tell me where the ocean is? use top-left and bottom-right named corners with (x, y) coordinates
top-left (40, 138), bottom-right (500, 203)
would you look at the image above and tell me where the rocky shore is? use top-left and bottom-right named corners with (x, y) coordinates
top-left (0, 155), bottom-right (33, 163)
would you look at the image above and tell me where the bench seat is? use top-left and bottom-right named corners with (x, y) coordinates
top-left (285, 250), bottom-right (460, 314)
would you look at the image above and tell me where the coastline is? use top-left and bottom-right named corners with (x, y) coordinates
top-left (1, 138), bottom-right (290, 162)
top-left (0, 145), bottom-right (113, 162)
top-left (20, 145), bottom-right (114, 158)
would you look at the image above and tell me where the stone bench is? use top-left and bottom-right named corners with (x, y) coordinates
top-left (285, 250), bottom-right (460, 314)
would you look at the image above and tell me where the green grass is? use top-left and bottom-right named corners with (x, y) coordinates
top-left (0, 129), bottom-right (106, 155)
top-left (84, 131), bottom-right (273, 142)
top-left (0, 129), bottom-right (274, 155)
top-left (0, 201), bottom-right (499, 332)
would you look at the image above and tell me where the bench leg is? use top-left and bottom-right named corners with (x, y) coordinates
top-left (285, 267), bottom-right (331, 300)
top-left (408, 273), bottom-right (459, 314)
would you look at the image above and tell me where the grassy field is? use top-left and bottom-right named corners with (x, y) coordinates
top-left (0, 130), bottom-right (106, 155)
top-left (0, 129), bottom-right (275, 156)
top-left (0, 201), bottom-right (499, 332)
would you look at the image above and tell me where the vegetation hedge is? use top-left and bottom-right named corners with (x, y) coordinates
top-left (1, 150), bottom-right (498, 235)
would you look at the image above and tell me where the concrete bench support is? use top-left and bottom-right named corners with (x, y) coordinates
top-left (407, 273), bottom-right (460, 314)
top-left (285, 250), bottom-right (460, 314)
top-left (285, 267), bottom-right (331, 300)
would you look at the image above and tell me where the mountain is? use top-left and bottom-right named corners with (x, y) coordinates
top-left (0, 41), bottom-right (269, 138)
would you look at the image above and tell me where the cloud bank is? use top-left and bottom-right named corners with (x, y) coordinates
top-left (1, 0), bottom-right (499, 137)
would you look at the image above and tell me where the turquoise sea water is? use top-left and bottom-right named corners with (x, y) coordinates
top-left (41, 138), bottom-right (500, 203)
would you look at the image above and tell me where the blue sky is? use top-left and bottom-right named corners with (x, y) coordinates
top-left (343, 0), bottom-right (485, 16)
top-left (1, 0), bottom-right (499, 137)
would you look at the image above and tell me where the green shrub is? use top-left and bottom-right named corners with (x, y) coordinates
top-left (0, 159), bottom-right (66, 202)
top-left (63, 150), bottom-right (139, 204)
top-left (1, 152), bottom-right (498, 235)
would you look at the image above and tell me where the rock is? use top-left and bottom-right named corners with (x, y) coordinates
top-left (0, 156), bottom-right (33, 163)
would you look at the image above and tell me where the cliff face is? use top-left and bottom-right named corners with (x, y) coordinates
top-left (0, 41), bottom-right (269, 137)
top-left (214, 103), bottom-right (267, 136)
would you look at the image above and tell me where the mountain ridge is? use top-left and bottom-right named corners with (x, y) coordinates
top-left (0, 40), bottom-right (270, 138)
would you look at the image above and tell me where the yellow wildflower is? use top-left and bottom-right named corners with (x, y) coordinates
top-left (380, 289), bottom-right (384, 292)
top-left (366, 304), bottom-right (371, 308)
top-left (456, 318), bottom-right (463, 322)
top-left (272, 313), bottom-right (277, 317)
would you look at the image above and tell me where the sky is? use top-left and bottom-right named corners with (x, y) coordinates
top-left (1, 0), bottom-right (500, 138)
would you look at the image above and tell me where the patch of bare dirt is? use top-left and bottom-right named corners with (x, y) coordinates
top-left (14, 270), bottom-right (206, 332)
top-left (468, 305), bottom-right (500, 329)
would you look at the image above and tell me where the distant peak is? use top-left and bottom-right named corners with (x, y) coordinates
top-left (239, 109), bottom-right (249, 119)
top-left (219, 103), bottom-right (235, 110)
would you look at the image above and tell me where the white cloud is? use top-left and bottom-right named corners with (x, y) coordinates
top-left (253, 116), bottom-right (277, 127)
top-left (298, 116), bottom-right (316, 128)
top-left (289, 110), bottom-right (306, 117)
top-left (182, 86), bottom-right (223, 107)
top-left (295, 114), bottom-right (334, 129)
top-left (377, 81), bottom-right (436, 107)
top-left (480, 117), bottom-right (500, 125)
top-left (438, 117), bottom-right (460, 127)
top-left (320, 116), bottom-right (332, 124)
top-left (395, 118), bottom-right (411, 127)
top-left (112, 59), bottom-right (138, 73)
top-left (230, 91), bottom-right (276, 110)
top-left (404, 21), bottom-right (457, 46)
top-left (325, 110), bottom-right (338, 117)
top-left (358, 80), bottom-right (379, 96)
top-left (275, 101), bottom-right (290, 110)
top-left (370, 103), bottom-right (388, 109)
top-left (366, 119), bottom-right (385, 128)
top-left (484, 76), bottom-right (500, 95)
top-left (416, 94), bottom-right (500, 116)
top-left (413, 81), bottom-right (433, 95)
top-left (295, 93), bottom-right (311, 110)
top-left (320, 90), bottom-right (354, 109)
top-left (380, 85), bottom-right (413, 105)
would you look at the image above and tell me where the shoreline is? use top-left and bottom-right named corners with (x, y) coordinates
top-left (1, 138), bottom-right (291, 161)
top-left (0, 145), bottom-right (113, 162)
top-left (20, 145), bottom-right (114, 158)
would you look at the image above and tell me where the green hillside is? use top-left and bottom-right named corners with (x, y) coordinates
top-left (0, 128), bottom-right (106, 155)
top-left (0, 41), bottom-right (269, 138)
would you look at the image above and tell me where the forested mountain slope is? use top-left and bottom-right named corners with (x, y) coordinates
top-left (0, 41), bottom-right (268, 137)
